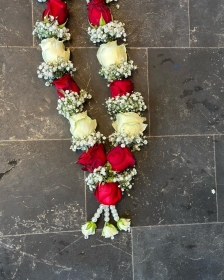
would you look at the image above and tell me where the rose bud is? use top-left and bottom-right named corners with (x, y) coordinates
top-left (94, 182), bottom-right (122, 205)
top-left (107, 146), bottom-right (135, 172)
top-left (42, 0), bottom-right (69, 25)
top-left (53, 73), bottom-right (80, 98)
top-left (110, 79), bottom-right (134, 98)
top-left (77, 144), bottom-right (107, 172)
top-left (102, 222), bottom-right (118, 239)
top-left (87, 0), bottom-right (112, 27)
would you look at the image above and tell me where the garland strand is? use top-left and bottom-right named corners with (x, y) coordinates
top-left (34, 0), bottom-right (148, 239)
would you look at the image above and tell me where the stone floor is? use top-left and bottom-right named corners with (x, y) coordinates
top-left (1, 0), bottom-right (224, 279)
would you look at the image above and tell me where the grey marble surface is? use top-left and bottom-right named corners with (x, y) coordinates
top-left (133, 224), bottom-right (224, 280)
top-left (1, 0), bottom-right (224, 279)
top-left (148, 48), bottom-right (224, 136)
top-left (189, 0), bottom-right (224, 47)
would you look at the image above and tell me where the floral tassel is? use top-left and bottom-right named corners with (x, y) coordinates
top-left (81, 204), bottom-right (131, 239)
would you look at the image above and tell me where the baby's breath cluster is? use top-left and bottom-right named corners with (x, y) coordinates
top-left (88, 21), bottom-right (126, 44)
top-left (115, 168), bottom-right (137, 193)
top-left (99, 60), bottom-right (137, 82)
top-left (109, 132), bottom-right (148, 151)
top-left (106, 92), bottom-right (147, 118)
top-left (38, 0), bottom-right (46, 2)
top-left (37, 59), bottom-right (76, 86)
top-left (33, 16), bottom-right (71, 41)
top-left (57, 90), bottom-right (92, 118)
top-left (70, 132), bottom-right (106, 151)
top-left (85, 165), bottom-right (137, 192)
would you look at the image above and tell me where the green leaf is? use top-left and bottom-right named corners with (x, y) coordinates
top-left (99, 15), bottom-right (106, 26)
top-left (43, 14), bottom-right (49, 24)
top-left (58, 20), bottom-right (67, 29)
top-left (86, 222), bottom-right (93, 230)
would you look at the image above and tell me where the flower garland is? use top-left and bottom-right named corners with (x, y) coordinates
top-left (34, 0), bottom-right (148, 239)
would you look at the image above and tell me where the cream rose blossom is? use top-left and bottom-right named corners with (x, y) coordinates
top-left (112, 112), bottom-right (147, 136)
top-left (102, 222), bottom-right (118, 239)
top-left (81, 221), bottom-right (97, 238)
top-left (117, 218), bottom-right (131, 231)
top-left (97, 41), bottom-right (127, 68)
top-left (69, 111), bottom-right (97, 138)
top-left (40, 37), bottom-right (70, 63)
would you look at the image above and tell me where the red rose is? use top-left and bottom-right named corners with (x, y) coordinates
top-left (109, 79), bottom-right (134, 98)
top-left (94, 182), bottom-right (122, 205)
top-left (77, 144), bottom-right (107, 172)
top-left (53, 73), bottom-right (80, 98)
top-left (87, 0), bottom-right (112, 27)
top-left (43, 0), bottom-right (69, 25)
top-left (107, 146), bottom-right (135, 172)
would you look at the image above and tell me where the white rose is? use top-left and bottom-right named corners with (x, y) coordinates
top-left (112, 112), bottom-right (147, 136)
top-left (102, 223), bottom-right (118, 239)
top-left (81, 221), bottom-right (96, 237)
top-left (97, 41), bottom-right (127, 68)
top-left (69, 111), bottom-right (97, 138)
top-left (117, 218), bottom-right (131, 231)
top-left (40, 38), bottom-right (70, 63)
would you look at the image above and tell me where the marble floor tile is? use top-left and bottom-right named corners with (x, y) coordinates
top-left (148, 48), bottom-right (224, 136)
top-left (0, 47), bottom-right (71, 140)
top-left (189, 0), bottom-right (224, 47)
top-left (0, 231), bottom-right (132, 280)
top-left (0, 0), bottom-right (33, 46)
top-left (133, 223), bottom-right (224, 280)
top-left (0, 140), bottom-right (85, 235)
top-left (86, 136), bottom-right (217, 228)
top-left (111, 0), bottom-right (189, 47)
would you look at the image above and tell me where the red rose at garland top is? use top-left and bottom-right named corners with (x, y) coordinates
top-left (94, 182), bottom-right (122, 205)
top-left (77, 144), bottom-right (107, 172)
top-left (42, 0), bottom-right (69, 25)
top-left (107, 146), bottom-right (135, 172)
top-left (109, 79), bottom-right (134, 97)
top-left (87, 0), bottom-right (112, 27)
top-left (53, 73), bottom-right (80, 98)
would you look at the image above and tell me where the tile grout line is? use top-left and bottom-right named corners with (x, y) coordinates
top-left (1, 46), bottom-right (224, 49)
top-left (0, 230), bottom-right (83, 238)
top-left (31, 0), bottom-right (34, 47)
top-left (146, 48), bottom-right (150, 137)
top-left (1, 134), bottom-right (224, 142)
top-left (131, 230), bottom-right (135, 280)
top-left (0, 138), bottom-right (71, 142)
top-left (132, 221), bottom-right (224, 230)
top-left (147, 134), bottom-right (224, 137)
top-left (213, 135), bottom-right (219, 222)
top-left (188, 0), bottom-right (191, 47)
